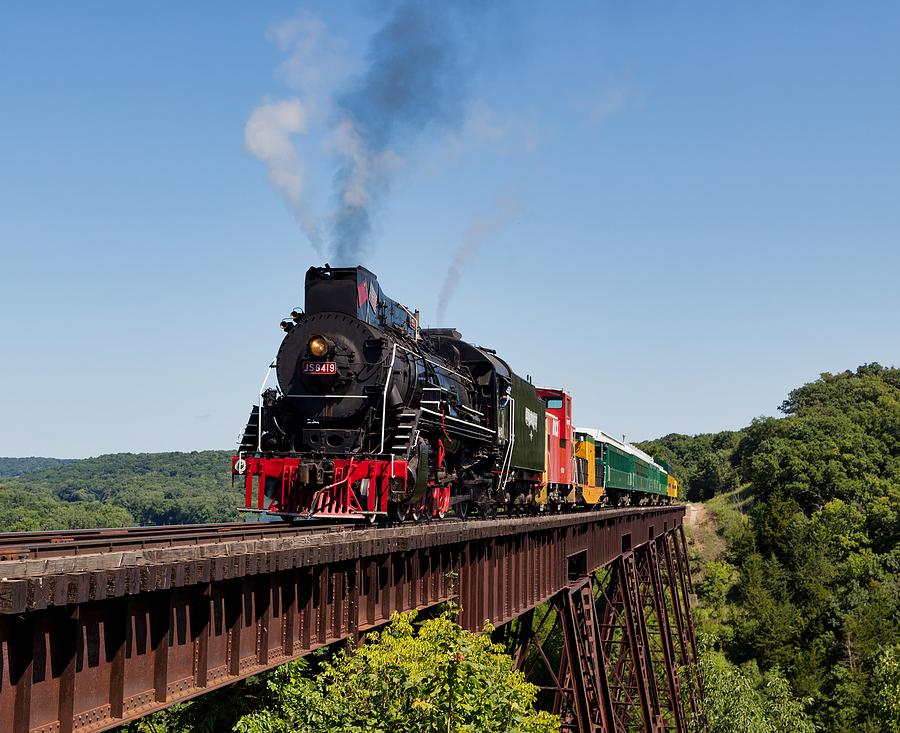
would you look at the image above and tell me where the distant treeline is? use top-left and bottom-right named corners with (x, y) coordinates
top-left (0, 451), bottom-right (239, 532)
top-left (637, 431), bottom-right (742, 501)
top-left (0, 456), bottom-right (76, 477)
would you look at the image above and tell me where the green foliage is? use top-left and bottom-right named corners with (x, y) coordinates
top-left (638, 431), bottom-right (741, 501)
top-left (677, 364), bottom-right (900, 731)
top-left (698, 559), bottom-right (733, 611)
top-left (0, 486), bottom-right (135, 530)
top-left (691, 649), bottom-right (815, 733)
top-left (0, 450), bottom-right (239, 530)
top-left (873, 644), bottom-right (900, 732)
top-left (0, 457), bottom-right (76, 477)
top-left (235, 611), bottom-right (559, 733)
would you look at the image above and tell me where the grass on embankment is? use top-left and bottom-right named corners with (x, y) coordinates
top-left (683, 486), bottom-right (756, 647)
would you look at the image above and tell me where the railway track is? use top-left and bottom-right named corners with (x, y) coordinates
top-left (0, 503), bottom-right (673, 562)
top-left (0, 519), bottom-right (354, 561)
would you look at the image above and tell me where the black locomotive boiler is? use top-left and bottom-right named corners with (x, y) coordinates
top-left (233, 265), bottom-right (546, 521)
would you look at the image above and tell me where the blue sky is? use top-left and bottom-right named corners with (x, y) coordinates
top-left (1, 2), bottom-right (898, 458)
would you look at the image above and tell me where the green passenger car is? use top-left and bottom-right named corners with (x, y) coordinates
top-left (634, 458), bottom-right (650, 492)
top-left (604, 443), bottom-right (634, 490)
top-left (582, 428), bottom-right (674, 503)
top-left (657, 467), bottom-right (668, 495)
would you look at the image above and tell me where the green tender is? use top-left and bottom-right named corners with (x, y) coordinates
top-left (509, 373), bottom-right (545, 473)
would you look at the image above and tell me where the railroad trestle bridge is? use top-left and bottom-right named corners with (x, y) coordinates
top-left (0, 507), bottom-right (704, 733)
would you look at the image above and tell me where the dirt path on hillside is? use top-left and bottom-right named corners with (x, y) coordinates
top-left (684, 502), bottom-right (708, 530)
top-left (683, 502), bottom-right (726, 563)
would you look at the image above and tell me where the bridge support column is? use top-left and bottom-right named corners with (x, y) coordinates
top-left (508, 532), bottom-right (706, 733)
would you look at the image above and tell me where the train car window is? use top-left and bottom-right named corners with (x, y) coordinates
top-left (560, 438), bottom-right (567, 448)
top-left (545, 398), bottom-right (563, 409)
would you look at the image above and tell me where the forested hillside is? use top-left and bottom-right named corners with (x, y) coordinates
top-left (0, 450), bottom-right (239, 531)
top-left (675, 364), bottom-right (900, 731)
top-left (0, 457), bottom-right (76, 477)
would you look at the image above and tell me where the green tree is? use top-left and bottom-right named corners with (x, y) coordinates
top-left (873, 644), bottom-right (900, 732)
top-left (638, 430), bottom-right (743, 501)
top-left (692, 650), bottom-right (814, 733)
top-left (235, 611), bottom-right (558, 733)
top-left (0, 450), bottom-right (241, 530)
top-left (703, 364), bottom-right (900, 730)
top-left (698, 560), bottom-right (733, 611)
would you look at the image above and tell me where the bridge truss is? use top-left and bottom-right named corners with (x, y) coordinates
top-left (0, 507), bottom-right (704, 733)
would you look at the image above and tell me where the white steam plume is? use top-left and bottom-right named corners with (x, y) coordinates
top-left (244, 98), bottom-right (322, 252)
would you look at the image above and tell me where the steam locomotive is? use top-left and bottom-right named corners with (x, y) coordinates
top-left (232, 265), bottom-right (676, 522)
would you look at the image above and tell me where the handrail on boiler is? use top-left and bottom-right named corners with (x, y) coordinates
top-left (378, 344), bottom-right (398, 454)
top-left (257, 360), bottom-right (277, 453)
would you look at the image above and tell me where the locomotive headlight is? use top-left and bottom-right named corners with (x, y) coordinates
top-left (308, 335), bottom-right (329, 358)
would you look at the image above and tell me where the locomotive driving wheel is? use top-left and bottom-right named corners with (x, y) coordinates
top-left (389, 501), bottom-right (410, 523)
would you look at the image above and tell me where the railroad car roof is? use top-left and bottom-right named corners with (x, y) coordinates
top-left (576, 427), bottom-right (667, 474)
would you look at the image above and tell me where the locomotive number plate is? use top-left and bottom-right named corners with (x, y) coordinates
top-left (303, 361), bottom-right (337, 375)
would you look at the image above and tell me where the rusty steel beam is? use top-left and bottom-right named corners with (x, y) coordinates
top-left (504, 526), bottom-right (707, 733)
top-left (0, 507), bottom-right (684, 733)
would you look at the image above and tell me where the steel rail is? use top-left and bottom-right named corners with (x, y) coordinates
top-left (0, 503), bottom-right (677, 561)
top-left (0, 501), bottom-right (676, 560)
top-left (0, 520), bottom-right (352, 560)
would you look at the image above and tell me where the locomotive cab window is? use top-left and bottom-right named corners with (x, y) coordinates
top-left (545, 398), bottom-right (563, 409)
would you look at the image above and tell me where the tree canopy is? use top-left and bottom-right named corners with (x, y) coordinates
top-left (235, 611), bottom-right (558, 733)
top-left (684, 364), bottom-right (900, 731)
top-left (0, 450), bottom-right (240, 530)
top-left (0, 456), bottom-right (75, 477)
top-left (638, 431), bottom-right (742, 501)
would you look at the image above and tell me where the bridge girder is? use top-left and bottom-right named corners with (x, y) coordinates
top-left (0, 508), bottom-right (700, 733)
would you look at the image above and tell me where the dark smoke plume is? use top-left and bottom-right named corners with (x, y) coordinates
top-left (436, 199), bottom-right (519, 322)
top-left (330, 1), bottom-right (484, 264)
